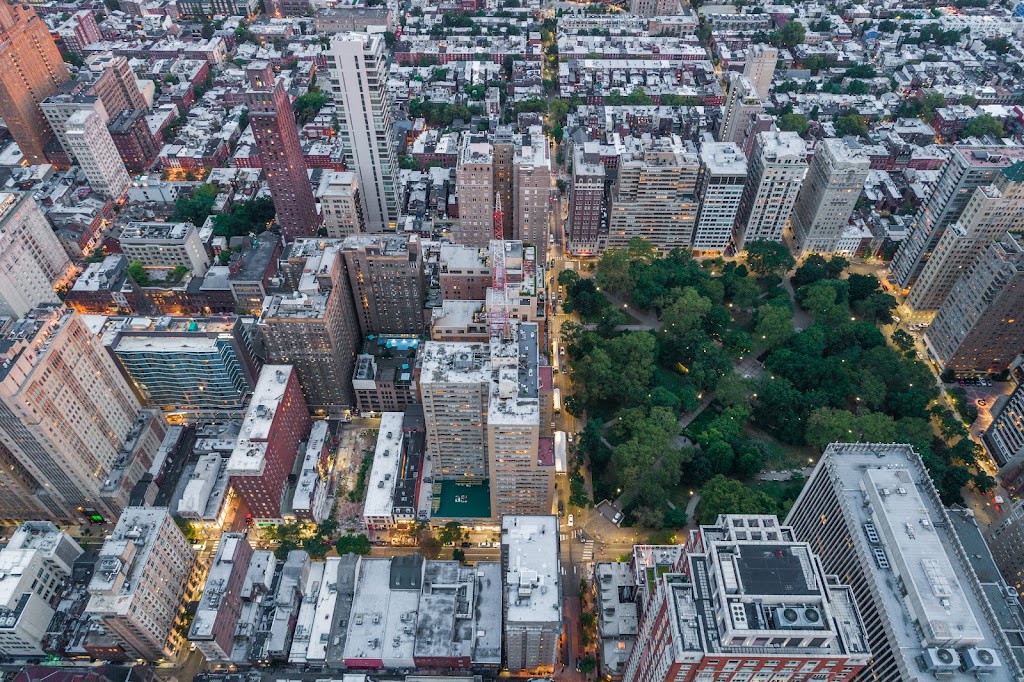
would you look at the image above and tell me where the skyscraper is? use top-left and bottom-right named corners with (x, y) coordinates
top-left (924, 230), bottom-right (1024, 372)
top-left (245, 80), bottom-right (320, 238)
top-left (0, 306), bottom-right (164, 522)
top-left (84, 53), bottom-right (147, 118)
top-left (718, 74), bottom-right (763, 152)
top-left (492, 126), bottom-right (514, 239)
top-left (226, 365), bottom-right (311, 519)
top-left (317, 170), bottom-right (365, 237)
top-left (790, 137), bottom-right (870, 254)
top-left (567, 144), bottom-right (606, 256)
top-left (984, 381), bottom-right (1024, 488)
top-left (741, 44), bottom-right (777, 99)
top-left (607, 136), bottom-right (699, 251)
top-left (734, 130), bottom-right (807, 250)
top-left (258, 241), bottom-right (360, 412)
top-left (891, 146), bottom-right (1024, 289)
top-left (908, 163), bottom-right (1024, 311)
top-left (327, 32), bottom-right (398, 232)
top-left (86, 507), bottom-right (195, 661)
top-left (455, 135), bottom-right (495, 248)
top-left (0, 192), bottom-right (73, 318)
top-left (64, 108), bottom-right (131, 199)
top-left (693, 141), bottom-right (747, 253)
top-left (787, 442), bottom-right (1023, 682)
top-left (513, 127), bottom-right (552, 248)
top-left (502, 515), bottom-right (561, 674)
top-left (341, 234), bottom-right (426, 336)
top-left (986, 500), bottom-right (1024, 592)
top-left (0, 0), bottom-right (71, 165)
top-left (622, 515), bottom-right (870, 682)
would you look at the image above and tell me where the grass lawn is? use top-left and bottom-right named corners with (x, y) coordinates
top-left (742, 422), bottom-right (818, 470)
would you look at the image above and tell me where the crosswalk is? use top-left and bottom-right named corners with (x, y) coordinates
top-left (581, 540), bottom-right (594, 562)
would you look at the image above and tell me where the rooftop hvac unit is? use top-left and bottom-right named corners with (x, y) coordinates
top-left (921, 648), bottom-right (960, 673)
top-left (773, 606), bottom-right (823, 629)
top-left (962, 648), bottom-right (1001, 673)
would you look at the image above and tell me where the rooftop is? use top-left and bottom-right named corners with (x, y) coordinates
top-left (701, 142), bottom-right (748, 176)
top-left (190, 534), bottom-right (250, 641)
top-left (362, 413), bottom-right (405, 519)
top-left (119, 221), bottom-right (196, 243)
top-left (227, 366), bottom-right (293, 475)
top-left (758, 131), bottom-right (807, 162)
top-left (502, 515), bottom-right (561, 625)
top-left (87, 507), bottom-right (173, 616)
top-left (807, 443), bottom-right (1024, 680)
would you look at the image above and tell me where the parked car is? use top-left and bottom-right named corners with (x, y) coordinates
top-left (612, 511), bottom-right (624, 526)
top-left (567, 514), bottom-right (574, 527)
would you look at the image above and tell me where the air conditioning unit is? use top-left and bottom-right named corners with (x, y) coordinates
top-left (922, 648), bottom-right (960, 673)
top-left (772, 606), bottom-right (824, 629)
top-left (962, 648), bottom-right (1001, 673)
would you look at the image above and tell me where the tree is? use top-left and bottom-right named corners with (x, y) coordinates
top-left (983, 36), bottom-right (1011, 54)
top-left (452, 548), bottom-right (466, 562)
top-left (892, 329), bottom-right (916, 354)
top-left (729, 276), bottom-right (762, 309)
top-left (173, 184), bottom-right (218, 225)
top-left (558, 269), bottom-right (581, 288)
top-left (335, 534), bottom-right (372, 555)
top-left (126, 260), bottom-right (150, 287)
top-left (438, 521), bottom-right (465, 546)
top-left (834, 112), bottom-right (868, 137)
top-left (853, 292), bottom-right (897, 324)
top-left (777, 113), bottom-right (810, 137)
top-left (773, 20), bottom-right (806, 48)
top-left (846, 273), bottom-right (880, 303)
top-left (580, 656), bottom-right (597, 674)
top-left (661, 287), bottom-right (713, 336)
top-left (715, 374), bottom-right (754, 406)
top-left (745, 241), bottom-right (795, 277)
top-left (695, 476), bottom-right (778, 524)
top-left (963, 114), bottom-right (1006, 139)
top-left (754, 304), bottom-right (794, 349)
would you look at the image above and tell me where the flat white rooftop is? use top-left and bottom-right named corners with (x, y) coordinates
top-left (227, 365), bottom-right (293, 475)
top-left (502, 515), bottom-right (561, 626)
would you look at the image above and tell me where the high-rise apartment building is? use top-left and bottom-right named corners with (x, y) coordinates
top-left (53, 103), bottom-right (135, 201)
top-left (493, 127), bottom-right (514, 239)
top-left (55, 10), bottom-right (101, 56)
top-left (118, 221), bottom-right (210, 275)
top-left (341, 234), bottom-right (426, 336)
top-left (742, 44), bottom-right (777, 99)
top-left (924, 230), bottom-right (1024, 371)
top-left (908, 163), bottom-right (1024, 311)
top-left (0, 0), bottom-right (72, 165)
top-left (718, 75), bottom-right (762, 152)
top-left (787, 442), bottom-right (1023, 682)
top-left (0, 192), bottom-right (72, 318)
top-left (86, 507), bottom-right (195, 662)
top-left (104, 315), bottom-right (259, 415)
top-left (327, 32), bottom-right (398, 232)
top-left (260, 243), bottom-right (360, 412)
top-left (188, 533), bottom-right (255, 663)
top-left (317, 170), bottom-right (365, 237)
top-left (226, 365), bottom-right (312, 519)
top-left (985, 381), bottom-right (1024, 491)
top-left (502, 515), bottom-right (561, 674)
top-left (0, 306), bottom-right (164, 522)
top-left (419, 341), bottom-right (490, 483)
top-left (83, 53), bottom-right (147, 119)
top-left (607, 136), bottom-right (699, 251)
top-left (623, 515), bottom-right (870, 682)
top-left (245, 80), bottom-right (320, 238)
top-left (628, 0), bottom-right (679, 16)
top-left (891, 146), bottom-right (1024, 288)
top-left (0, 522), bottom-right (83, 657)
top-left (694, 142), bottom-right (747, 253)
top-left (487, 322), bottom-right (549, 517)
top-left (420, 321), bottom-right (550, 516)
top-left (986, 500), bottom-right (1024, 593)
top-left (734, 131), bottom-right (807, 250)
top-left (455, 135), bottom-right (496, 248)
top-left (41, 93), bottom-right (109, 164)
top-left (513, 127), bottom-right (552, 248)
top-left (791, 137), bottom-right (871, 254)
top-left (108, 109), bottom-right (160, 173)
top-left (567, 144), bottom-right (606, 255)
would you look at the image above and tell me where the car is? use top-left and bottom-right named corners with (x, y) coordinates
top-left (567, 514), bottom-right (574, 527)
top-left (578, 529), bottom-right (585, 542)
top-left (920, 322), bottom-right (930, 328)
top-left (612, 511), bottom-right (624, 526)
top-left (559, 347), bottom-right (566, 356)
top-left (958, 378), bottom-right (965, 386)
top-left (567, 432), bottom-right (574, 443)
top-left (557, 296), bottom-right (564, 303)
top-left (983, 377), bottom-right (992, 386)
top-left (461, 541), bottom-right (472, 548)
top-left (892, 316), bottom-right (901, 323)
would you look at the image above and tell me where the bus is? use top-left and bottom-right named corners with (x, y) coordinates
top-left (553, 388), bottom-right (562, 413)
